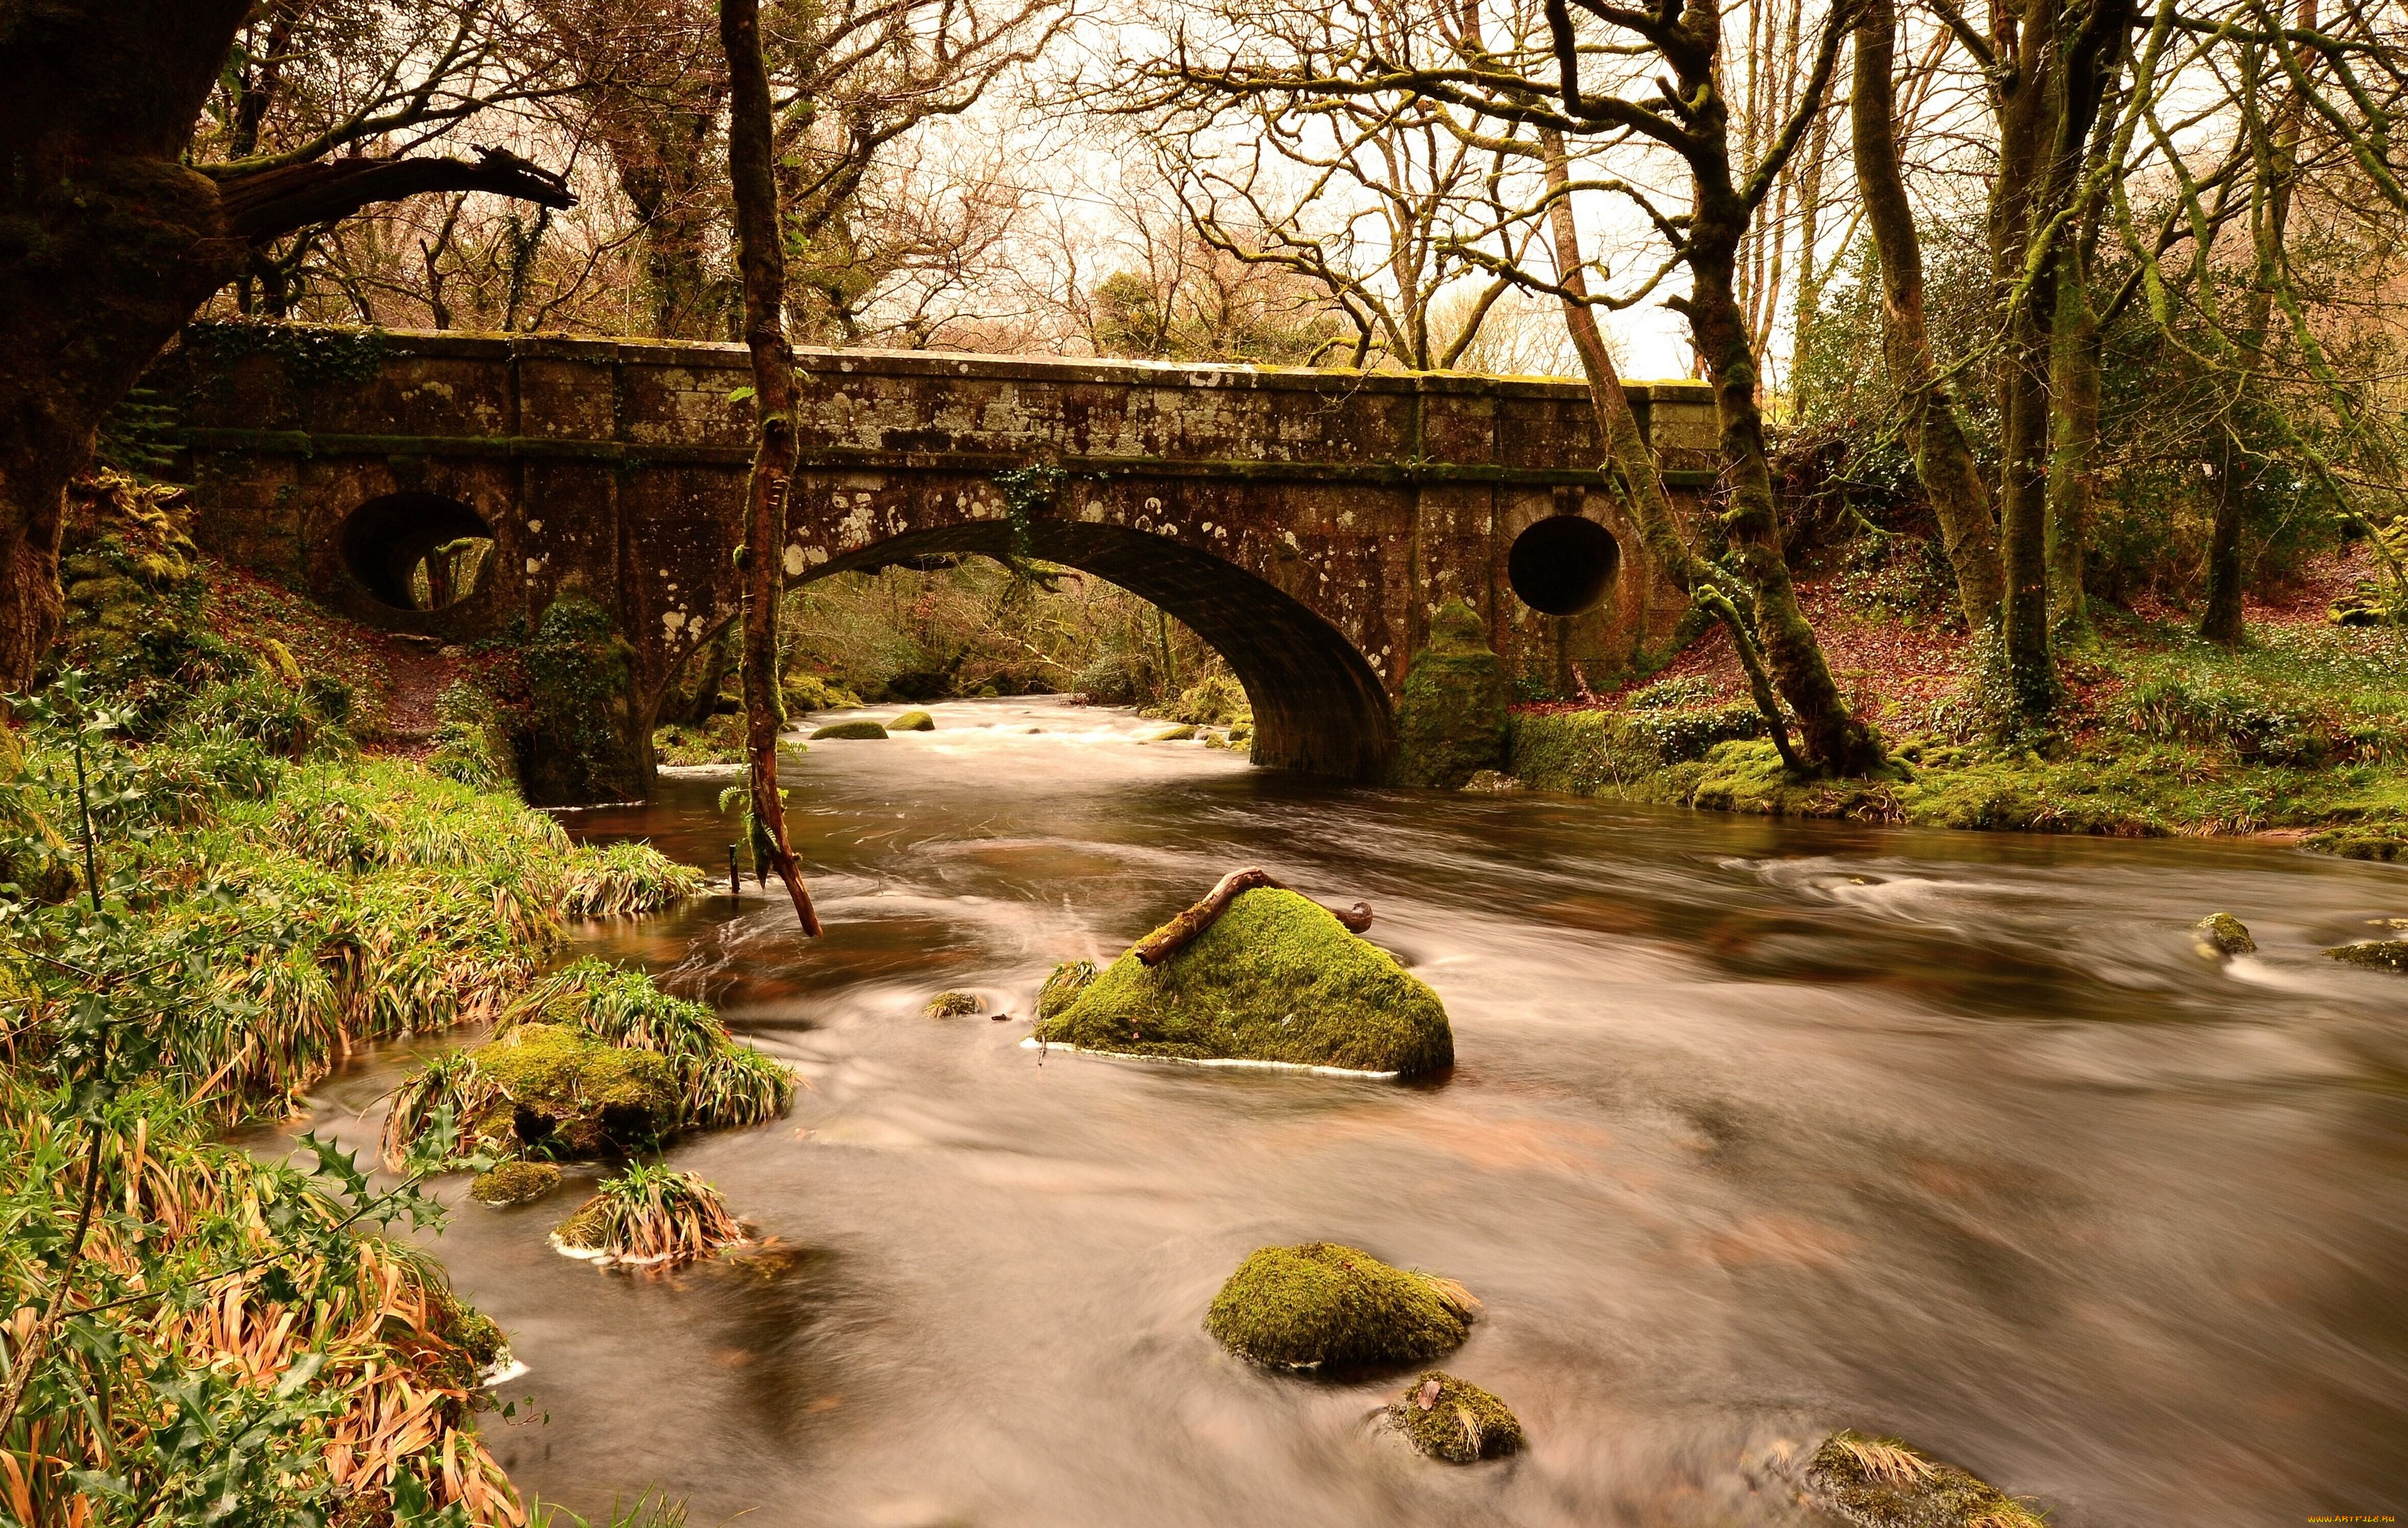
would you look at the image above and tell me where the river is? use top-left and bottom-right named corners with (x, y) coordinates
top-left (294, 696), bottom-right (2408, 1526)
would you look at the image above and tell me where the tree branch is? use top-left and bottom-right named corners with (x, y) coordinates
top-left (216, 146), bottom-right (575, 244)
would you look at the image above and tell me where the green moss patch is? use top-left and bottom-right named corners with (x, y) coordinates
top-left (1205, 1242), bottom-right (1477, 1370)
top-left (1394, 599), bottom-right (1507, 789)
top-left (1803, 1430), bottom-right (2044, 1528)
top-left (925, 989), bottom-right (983, 1018)
top-left (1389, 1372), bottom-right (1524, 1463)
top-left (889, 710), bottom-right (936, 731)
top-left (1148, 724), bottom-right (1198, 742)
top-left (470, 1160), bottom-right (561, 1206)
top-left (1033, 889), bottom-right (1453, 1077)
top-left (811, 719), bottom-right (889, 740)
top-left (2193, 912), bottom-right (2256, 958)
top-left (470, 1022), bottom-right (678, 1160)
top-left (1036, 960), bottom-right (1095, 1021)
top-left (2325, 940), bottom-right (2408, 972)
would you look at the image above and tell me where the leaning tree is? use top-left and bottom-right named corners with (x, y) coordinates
top-left (0, 1), bottom-right (575, 693)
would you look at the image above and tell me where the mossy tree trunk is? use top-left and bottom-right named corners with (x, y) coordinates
top-left (722, 0), bottom-right (822, 936)
top-left (1851, 0), bottom-right (2004, 633)
top-left (0, 1), bottom-right (573, 697)
top-left (2046, 253), bottom-right (2102, 643)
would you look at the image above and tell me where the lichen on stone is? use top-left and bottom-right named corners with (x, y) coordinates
top-left (1389, 1371), bottom-right (1524, 1463)
top-left (470, 1160), bottom-right (562, 1206)
top-left (811, 719), bottom-right (889, 740)
top-left (1033, 888), bottom-right (1452, 1075)
top-left (2324, 939), bottom-right (2408, 971)
top-left (2193, 911), bottom-right (2255, 958)
top-left (925, 990), bottom-right (983, 1018)
top-left (1802, 1430), bottom-right (2045, 1528)
top-left (889, 710), bottom-right (936, 732)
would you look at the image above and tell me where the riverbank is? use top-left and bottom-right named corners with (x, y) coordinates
top-left (1508, 552), bottom-right (2408, 855)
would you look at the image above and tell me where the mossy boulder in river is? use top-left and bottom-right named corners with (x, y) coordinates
top-left (470, 1160), bottom-right (561, 1206)
top-left (470, 1022), bottom-right (678, 1158)
top-left (1802, 1431), bottom-right (2044, 1528)
top-left (2193, 911), bottom-right (2256, 958)
top-left (1033, 888), bottom-right (1453, 1075)
top-left (889, 710), bottom-right (936, 732)
top-left (925, 989), bottom-right (983, 1018)
top-left (1394, 598), bottom-right (1506, 789)
top-left (2324, 938), bottom-right (2408, 972)
top-left (1206, 1242), bottom-right (1478, 1370)
top-left (1389, 1372), bottom-right (1524, 1463)
top-left (1036, 960), bottom-right (1096, 1021)
top-left (812, 718), bottom-right (890, 740)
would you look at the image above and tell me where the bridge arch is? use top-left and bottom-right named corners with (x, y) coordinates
top-left (338, 492), bottom-right (497, 614)
top-left (802, 521), bottom-right (1398, 780)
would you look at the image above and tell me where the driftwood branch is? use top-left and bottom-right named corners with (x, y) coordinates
top-left (1131, 868), bottom-right (1375, 966)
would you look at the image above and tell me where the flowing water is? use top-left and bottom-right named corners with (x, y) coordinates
top-left (294, 697), bottom-right (2408, 1526)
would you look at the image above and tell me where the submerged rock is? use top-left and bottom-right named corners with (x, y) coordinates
top-left (1206, 1242), bottom-right (1478, 1370)
top-left (1389, 1372), bottom-right (1524, 1463)
top-left (925, 989), bottom-right (983, 1018)
top-left (1460, 770), bottom-right (1517, 794)
top-left (2193, 911), bottom-right (2256, 958)
top-left (890, 710), bottom-right (936, 732)
top-left (470, 1160), bottom-right (562, 1206)
top-left (1802, 1430), bottom-right (2045, 1528)
top-left (1033, 888), bottom-right (1453, 1075)
top-left (811, 719), bottom-right (889, 740)
top-left (473, 1022), bottom-right (678, 1159)
top-left (2325, 939), bottom-right (2408, 971)
top-left (1394, 598), bottom-right (1507, 789)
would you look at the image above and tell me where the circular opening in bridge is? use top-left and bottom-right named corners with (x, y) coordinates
top-left (340, 494), bottom-right (496, 611)
top-left (1508, 514), bottom-right (1619, 616)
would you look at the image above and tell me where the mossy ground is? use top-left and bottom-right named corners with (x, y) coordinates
top-left (1205, 1242), bottom-right (1477, 1370)
top-left (1389, 1372), bottom-right (1524, 1463)
top-left (1033, 889), bottom-right (1453, 1076)
top-left (1803, 1430), bottom-right (2043, 1528)
top-left (1510, 614), bottom-right (2408, 849)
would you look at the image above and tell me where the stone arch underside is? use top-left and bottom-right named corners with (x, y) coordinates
top-left (802, 521), bottom-right (1398, 780)
top-left (339, 492), bottom-right (494, 611)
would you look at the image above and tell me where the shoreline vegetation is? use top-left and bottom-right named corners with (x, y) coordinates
top-left (0, 493), bottom-right (753, 1523)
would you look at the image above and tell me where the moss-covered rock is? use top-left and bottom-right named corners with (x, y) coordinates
top-left (1802, 1431), bottom-right (2045, 1528)
top-left (811, 719), bottom-right (889, 740)
top-left (1205, 1242), bottom-right (1477, 1370)
top-left (1033, 888), bottom-right (1453, 1075)
top-left (2193, 911), bottom-right (2256, 958)
top-left (925, 989), bottom-right (982, 1018)
top-left (522, 595), bottom-right (644, 806)
top-left (470, 1160), bottom-right (561, 1206)
top-left (1148, 724), bottom-right (1197, 742)
top-left (1389, 1372), bottom-right (1524, 1463)
top-left (471, 1022), bottom-right (678, 1159)
top-left (889, 710), bottom-right (936, 732)
top-left (1461, 770), bottom-right (1516, 794)
top-left (1395, 599), bottom-right (1507, 789)
top-left (1037, 960), bottom-right (1096, 1021)
top-left (2325, 939), bottom-right (2408, 972)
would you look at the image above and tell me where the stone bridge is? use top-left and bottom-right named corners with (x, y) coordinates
top-left (159, 326), bottom-right (1717, 785)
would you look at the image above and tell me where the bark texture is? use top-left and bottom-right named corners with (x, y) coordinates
top-left (722, 0), bottom-right (823, 936)
top-left (1851, 0), bottom-right (2004, 632)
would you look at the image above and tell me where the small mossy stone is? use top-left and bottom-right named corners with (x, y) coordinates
top-left (812, 719), bottom-right (889, 740)
top-left (2193, 911), bottom-right (2256, 958)
top-left (552, 1195), bottom-right (611, 1252)
top-left (2324, 939), bottom-right (2408, 971)
top-left (470, 1160), bottom-right (562, 1206)
top-left (925, 990), bottom-right (983, 1018)
top-left (1803, 1430), bottom-right (2045, 1528)
top-left (470, 1022), bottom-right (678, 1159)
top-left (1390, 1372), bottom-right (1524, 1464)
top-left (1205, 1242), bottom-right (1476, 1370)
top-left (889, 710), bottom-right (935, 732)
top-left (1036, 960), bottom-right (1096, 1021)
top-left (1461, 770), bottom-right (1516, 794)
top-left (1148, 724), bottom-right (1197, 742)
top-left (1034, 888), bottom-right (1453, 1075)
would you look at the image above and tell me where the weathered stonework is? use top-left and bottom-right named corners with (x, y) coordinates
top-left (159, 326), bottom-right (1716, 786)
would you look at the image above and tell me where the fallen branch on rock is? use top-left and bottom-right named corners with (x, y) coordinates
top-left (1132, 868), bottom-right (1373, 966)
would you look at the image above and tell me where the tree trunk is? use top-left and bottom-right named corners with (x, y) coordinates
top-left (1851, 0), bottom-right (2004, 631)
top-left (722, 0), bottom-right (823, 936)
top-left (2045, 251), bottom-right (2101, 641)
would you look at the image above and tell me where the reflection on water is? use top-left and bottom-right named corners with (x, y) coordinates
top-left (290, 698), bottom-right (2408, 1526)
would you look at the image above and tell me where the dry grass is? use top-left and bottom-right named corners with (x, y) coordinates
top-left (551, 1164), bottom-right (747, 1267)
